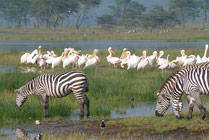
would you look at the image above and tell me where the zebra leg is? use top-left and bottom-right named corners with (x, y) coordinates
top-left (192, 93), bottom-right (206, 120)
top-left (171, 99), bottom-right (181, 119)
top-left (40, 95), bottom-right (49, 118)
top-left (78, 99), bottom-right (85, 119)
top-left (84, 95), bottom-right (90, 117)
top-left (186, 94), bottom-right (195, 119)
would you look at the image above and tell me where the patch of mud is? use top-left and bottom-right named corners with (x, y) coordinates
top-left (14, 120), bottom-right (209, 140)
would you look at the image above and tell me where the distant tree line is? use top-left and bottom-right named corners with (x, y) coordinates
top-left (97, 0), bottom-right (209, 29)
top-left (0, 0), bottom-right (100, 30)
top-left (0, 0), bottom-right (209, 30)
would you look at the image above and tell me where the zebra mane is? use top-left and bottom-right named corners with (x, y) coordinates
top-left (158, 62), bottom-right (209, 94)
top-left (21, 77), bottom-right (36, 88)
top-left (158, 70), bottom-right (184, 93)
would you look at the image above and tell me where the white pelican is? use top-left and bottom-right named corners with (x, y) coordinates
top-left (127, 54), bottom-right (141, 70)
top-left (173, 50), bottom-right (187, 66)
top-left (37, 57), bottom-right (46, 69)
top-left (106, 47), bottom-right (121, 68)
top-left (26, 49), bottom-right (38, 64)
top-left (84, 49), bottom-right (100, 68)
top-left (202, 44), bottom-right (208, 62)
top-left (168, 61), bottom-right (178, 69)
top-left (120, 48), bottom-right (127, 59)
top-left (78, 54), bottom-right (88, 69)
top-left (120, 50), bottom-right (131, 68)
top-left (20, 52), bottom-right (30, 64)
top-left (157, 51), bottom-right (167, 66)
top-left (196, 55), bottom-right (203, 64)
top-left (51, 52), bottom-right (65, 69)
top-left (158, 54), bottom-right (170, 73)
top-left (137, 50), bottom-right (149, 70)
top-left (147, 51), bottom-right (158, 66)
top-left (63, 48), bottom-right (80, 69)
top-left (183, 55), bottom-right (196, 66)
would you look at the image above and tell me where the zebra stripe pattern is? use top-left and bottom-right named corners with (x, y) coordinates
top-left (15, 71), bottom-right (90, 118)
top-left (156, 62), bottom-right (209, 119)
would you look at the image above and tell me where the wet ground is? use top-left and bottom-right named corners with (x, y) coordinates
top-left (1, 100), bottom-right (208, 139)
top-left (2, 118), bottom-right (209, 140)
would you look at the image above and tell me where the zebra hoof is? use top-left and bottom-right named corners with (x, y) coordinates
top-left (202, 115), bottom-right (206, 120)
top-left (87, 113), bottom-right (90, 117)
top-left (176, 115), bottom-right (182, 119)
top-left (187, 116), bottom-right (192, 120)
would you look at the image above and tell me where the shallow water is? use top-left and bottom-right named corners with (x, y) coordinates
top-left (1, 100), bottom-right (207, 139)
top-left (0, 40), bottom-right (207, 51)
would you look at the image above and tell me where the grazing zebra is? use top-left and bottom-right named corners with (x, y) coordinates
top-left (155, 63), bottom-right (209, 119)
top-left (15, 71), bottom-right (90, 118)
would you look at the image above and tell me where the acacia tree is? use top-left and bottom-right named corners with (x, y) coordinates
top-left (142, 5), bottom-right (179, 29)
top-left (106, 0), bottom-right (145, 26)
top-left (169, 0), bottom-right (200, 29)
top-left (199, 0), bottom-right (209, 27)
top-left (71, 0), bottom-right (101, 29)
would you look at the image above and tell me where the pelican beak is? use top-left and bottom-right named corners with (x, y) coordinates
top-left (111, 49), bottom-right (116, 55)
top-left (155, 54), bottom-right (158, 60)
top-left (90, 52), bottom-right (96, 59)
top-left (38, 48), bottom-right (42, 55)
top-left (73, 50), bottom-right (79, 54)
top-left (142, 53), bottom-right (145, 60)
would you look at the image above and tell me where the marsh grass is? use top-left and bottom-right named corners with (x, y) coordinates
top-left (0, 48), bottom-right (209, 126)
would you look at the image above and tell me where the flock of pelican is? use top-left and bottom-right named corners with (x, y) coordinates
top-left (20, 44), bottom-right (209, 72)
top-left (20, 46), bottom-right (100, 69)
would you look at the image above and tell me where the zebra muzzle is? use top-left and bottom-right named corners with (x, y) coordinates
top-left (155, 110), bottom-right (163, 117)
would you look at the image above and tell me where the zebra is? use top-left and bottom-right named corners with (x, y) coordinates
top-left (15, 71), bottom-right (90, 118)
top-left (155, 64), bottom-right (209, 120)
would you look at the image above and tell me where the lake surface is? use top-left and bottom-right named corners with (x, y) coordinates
top-left (0, 40), bottom-right (208, 51)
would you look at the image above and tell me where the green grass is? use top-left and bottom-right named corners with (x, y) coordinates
top-left (0, 47), bottom-right (209, 127)
top-left (0, 24), bottom-right (209, 41)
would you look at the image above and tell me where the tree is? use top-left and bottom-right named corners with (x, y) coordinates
top-left (107, 0), bottom-right (145, 26)
top-left (97, 15), bottom-right (115, 25)
top-left (71, 0), bottom-right (101, 29)
top-left (169, 0), bottom-right (200, 29)
top-left (198, 0), bottom-right (209, 27)
top-left (142, 5), bottom-right (179, 29)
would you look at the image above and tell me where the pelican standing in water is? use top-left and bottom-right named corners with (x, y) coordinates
top-left (106, 47), bottom-right (121, 68)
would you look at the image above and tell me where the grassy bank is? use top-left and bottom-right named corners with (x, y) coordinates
top-left (0, 24), bottom-right (209, 41)
top-left (0, 47), bottom-right (208, 127)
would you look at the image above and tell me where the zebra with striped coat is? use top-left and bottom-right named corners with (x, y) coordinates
top-left (15, 71), bottom-right (90, 118)
top-left (155, 64), bottom-right (209, 119)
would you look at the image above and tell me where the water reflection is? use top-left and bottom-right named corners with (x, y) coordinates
top-left (16, 128), bottom-right (42, 140)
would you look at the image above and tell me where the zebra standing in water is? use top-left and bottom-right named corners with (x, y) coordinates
top-left (15, 71), bottom-right (90, 118)
top-left (155, 64), bottom-right (209, 120)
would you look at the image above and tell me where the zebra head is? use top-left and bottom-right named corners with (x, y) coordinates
top-left (15, 88), bottom-right (28, 107)
top-left (155, 92), bottom-right (170, 117)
